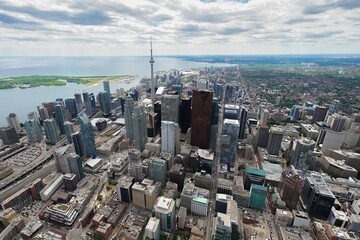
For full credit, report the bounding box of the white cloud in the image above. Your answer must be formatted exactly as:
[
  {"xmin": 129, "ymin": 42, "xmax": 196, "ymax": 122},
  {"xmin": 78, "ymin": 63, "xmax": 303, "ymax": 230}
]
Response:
[{"xmin": 0, "ymin": 0, "xmax": 359, "ymax": 55}]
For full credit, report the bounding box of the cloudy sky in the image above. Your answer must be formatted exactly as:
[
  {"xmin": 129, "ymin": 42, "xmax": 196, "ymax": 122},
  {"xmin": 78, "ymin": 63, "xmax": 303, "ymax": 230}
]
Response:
[{"xmin": 0, "ymin": 0, "xmax": 359, "ymax": 56}]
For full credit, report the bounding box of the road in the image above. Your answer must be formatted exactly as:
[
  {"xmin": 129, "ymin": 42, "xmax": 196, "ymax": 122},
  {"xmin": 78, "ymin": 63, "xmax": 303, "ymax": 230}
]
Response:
[
  {"xmin": 205, "ymin": 79, "xmax": 227, "ymax": 240},
  {"xmin": 0, "ymin": 137, "xmax": 68, "ymax": 204}
]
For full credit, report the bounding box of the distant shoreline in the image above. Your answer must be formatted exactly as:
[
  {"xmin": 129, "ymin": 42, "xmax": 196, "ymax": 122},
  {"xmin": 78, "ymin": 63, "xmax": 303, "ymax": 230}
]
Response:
[{"xmin": 0, "ymin": 74, "xmax": 137, "ymax": 90}]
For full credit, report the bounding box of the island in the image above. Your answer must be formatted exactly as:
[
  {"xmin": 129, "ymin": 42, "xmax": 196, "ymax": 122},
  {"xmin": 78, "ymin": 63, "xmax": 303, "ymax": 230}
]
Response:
[{"xmin": 0, "ymin": 75, "xmax": 137, "ymax": 89}]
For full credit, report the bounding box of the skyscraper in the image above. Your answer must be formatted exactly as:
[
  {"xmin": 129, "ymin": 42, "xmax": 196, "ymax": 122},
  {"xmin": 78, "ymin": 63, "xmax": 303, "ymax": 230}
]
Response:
[
  {"xmin": 64, "ymin": 99, "xmax": 77, "ymax": 118},
  {"xmin": 161, "ymin": 94, "xmax": 179, "ymax": 123},
  {"xmin": 290, "ymin": 138, "xmax": 315, "ymax": 170},
  {"xmin": 72, "ymin": 132, "xmax": 85, "ymax": 158},
  {"xmin": 43, "ymin": 119, "xmax": 60, "ymax": 145},
  {"xmin": 179, "ymin": 96, "xmax": 191, "ymax": 134},
  {"xmin": 149, "ymin": 38, "xmax": 155, "ymax": 102},
  {"xmin": 244, "ymin": 167, "xmax": 266, "ymax": 191},
  {"xmin": 238, "ymin": 107, "xmax": 247, "ymax": 139},
  {"xmin": 6, "ymin": 113, "xmax": 21, "ymax": 132},
  {"xmin": 132, "ymin": 103, "xmax": 148, "ymax": 151},
  {"xmin": 98, "ymin": 91, "xmax": 111, "ymax": 117},
  {"xmin": 67, "ymin": 153, "xmax": 84, "ymax": 181},
  {"xmin": 54, "ymin": 104, "xmax": 66, "ymax": 135},
  {"xmin": 301, "ymin": 172, "xmax": 335, "ymax": 219},
  {"xmin": 127, "ymin": 149, "xmax": 143, "ymax": 181},
  {"xmin": 152, "ymin": 196, "xmax": 175, "ymax": 233},
  {"xmin": 312, "ymin": 106, "xmax": 328, "ymax": 124},
  {"xmin": 74, "ymin": 93, "xmax": 83, "ymax": 115},
  {"xmin": 27, "ymin": 111, "xmax": 39, "ymax": 121},
  {"xmin": 78, "ymin": 112, "xmax": 96, "ymax": 157},
  {"xmin": 103, "ymin": 80, "xmax": 111, "ymax": 94},
  {"xmin": 280, "ymin": 166, "xmax": 304, "ymax": 210},
  {"xmin": 124, "ymin": 98, "xmax": 135, "ymax": 141},
  {"xmin": 64, "ymin": 121, "xmax": 74, "ymax": 144},
  {"xmin": 328, "ymin": 99, "xmax": 340, "ymax": 116},
  {"xmin": 89, "ymin": 93, "xmax": 96, "ymax": 115},
  {"xmin": 161, "ymin": 121, "xmax": 180, "ymax": 155},
  {"xmin": 24, "ymin": 119, "xmax": 43, "ymax": 142},
  {"xmin": 191, "ymin": 89, "xmax": 213, "ymax": 149},
  {"xmin": 148, "ymin": 159, "xmax": 167, "ymax": 185},
  {"xmin": 0, "ymin": 126, "xmax": 19, "ymax": 145},
  {"xmin": 220, "ymin": 119, "xmax": 240, "ymax": 169},
  {"xmin": 266, "ymin": 126, "xmax": 284, "ymax": 156},
  {"xmin": 37, "ymin": 105, "xmax": 50, "ymax": 121},
  {"xmin": 82, "ymin": 92, "xmax": 93, "ymax": 117},
  {"xmin": 54, "ymin": 145, "xmax": 71, "ymax": 174}
]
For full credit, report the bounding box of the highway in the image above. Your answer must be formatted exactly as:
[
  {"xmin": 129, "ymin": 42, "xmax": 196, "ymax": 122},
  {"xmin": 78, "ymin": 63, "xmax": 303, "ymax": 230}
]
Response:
[{"xmin": 0, "ymin": 137, "xmax": 67, "ymax": 204}]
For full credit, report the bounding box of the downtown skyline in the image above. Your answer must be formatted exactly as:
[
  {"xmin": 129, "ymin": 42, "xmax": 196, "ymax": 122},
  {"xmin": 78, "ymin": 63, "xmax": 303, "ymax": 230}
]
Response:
[{"xmin": 0, "ymin": 0, "xmax": 359, "ymax": 56}]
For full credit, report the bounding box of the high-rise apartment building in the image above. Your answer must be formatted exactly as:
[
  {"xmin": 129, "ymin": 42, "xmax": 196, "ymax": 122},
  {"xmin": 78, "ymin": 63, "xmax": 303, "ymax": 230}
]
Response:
[
  {"xmin": 74, "ymin": 93, "xmax": 83, "ymax": 116},
  {"xmin": 67, "ymin": 153, "xmax": 84, "ymax": 181},
  {"xmin": 82, "ymin": 92, "xmax": 93, "ymax": 117},
  {"xmin": 280, "ymin": 166, "xmax": 304, "ymax": 210},
  {"xmin": 64, "ymin": 99, "xmax": 77, "ymax": 118},
  {"xmin": 27, "ymin": 112, "xmax": 39, "ymax": 121},
  {"xmin": 98, "ymin": 91, "xmax": 111, "ymax": 117},
  {"xmin": 78, "ymin": 112, "xmax": 96, "ymax": 157},
  {"xmin": 43, "ymin": 119, "xmax": 60, "ymax": 145},
  {"xmin": 54, "ymin": 104, "xmax": 66, "ymax": 135},
  {"xmin": 161, "ymin": 121, "xmax": 180, "ymax": 155},
  {"xmin": 24, "ymin": 119, "xmax": 43, "ymax": 142},
  {"xmin": 132, "ymin": 103, "xmax": 148, "ymax": 151},
  {"xmin": 37, "ymin": 105, "xmax": 50, "ymax": 121},
  {"xmin": 64, "ymin": 121, "xmax": 74, "ymax": 144},
  {"xmin": 220, "ymin": 119, "xmax": 240, "ymax": 169},
  {"xmin": 191, "ymin": 89, "xmax": 213, "ymax": 149},
  {"xmin": 72, "ymin": 132, "xmax": 85, "ymax": 158},
  {"xmin": 266, "ymin": 126, "xmax": 284, "ymax": 156},
  {"xmin": 0, "ymin": 126, "xmax": 19, "ymax": 145},
  {"xmin": 6, "ymin": 113, "xmax": 21, "ymax": 132},
  {"xmin": 124, "ymin": 98, "xmax": 135, "ymax": 141},
  {"xmin": 54, "ymin": 145, "xmax": 71, "ymax": 174},
  {"xmin": 103, "ymin": 80, "xmax": 110, "ymax": 94},
  {"xmin": 161, "ymin": 94, "xmax": 179, "ymax": 123}
]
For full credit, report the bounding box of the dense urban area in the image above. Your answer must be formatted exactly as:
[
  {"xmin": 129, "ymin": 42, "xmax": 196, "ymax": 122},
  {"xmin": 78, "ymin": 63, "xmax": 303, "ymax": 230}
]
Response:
[{"xmin": 0, "ymin": 53, "xmax": 360, "ymax": 240}]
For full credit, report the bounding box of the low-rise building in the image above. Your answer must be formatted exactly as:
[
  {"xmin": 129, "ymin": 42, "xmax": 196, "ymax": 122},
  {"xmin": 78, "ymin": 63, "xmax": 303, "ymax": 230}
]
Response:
[{"xmin": 45, "ymin": 204, "xmax": 78, "ymax": 226}]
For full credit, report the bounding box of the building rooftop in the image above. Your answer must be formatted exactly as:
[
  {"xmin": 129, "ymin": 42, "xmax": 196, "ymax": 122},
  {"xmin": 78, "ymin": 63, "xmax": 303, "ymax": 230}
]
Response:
[
  {"xmin": 307, "ymin": 172, "xmax": 336, "ymax": 198},
  {"xmin": 246, "ymin": 167, "xmax": 266, "ymax": 177},
  {"xmin": 192, "ymin": 196, "xmax": 209, "ymax": 205},
  {"xmin": 250, "ymin": 184, "xmax": 267, "ymax": 192},
  {"xmin": 20, "ymin": 221, "xmax": 42, "ymax": 237},
  {"xmin": 156, "ymin": 196, "xmax": 172, "ymax": 210}
]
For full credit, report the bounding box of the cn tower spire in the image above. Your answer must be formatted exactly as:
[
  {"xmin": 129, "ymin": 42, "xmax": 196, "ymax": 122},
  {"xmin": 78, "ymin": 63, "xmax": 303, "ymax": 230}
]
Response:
[{"xmin": 149, "ymin": 37, "xmax": 155, "ymax": 102}]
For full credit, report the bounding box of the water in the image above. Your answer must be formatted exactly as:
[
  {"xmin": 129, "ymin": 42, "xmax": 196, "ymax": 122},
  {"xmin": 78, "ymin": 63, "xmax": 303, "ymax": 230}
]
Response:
[{"xmin": 0, "ymin": 56, "xmax": 231, "ymax": 125}]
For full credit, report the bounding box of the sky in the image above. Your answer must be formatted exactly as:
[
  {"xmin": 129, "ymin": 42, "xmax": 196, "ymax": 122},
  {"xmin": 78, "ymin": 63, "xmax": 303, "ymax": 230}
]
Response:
[{"xmin": 0, "ymin": 0, "xmax": 359, "ymax": 56}]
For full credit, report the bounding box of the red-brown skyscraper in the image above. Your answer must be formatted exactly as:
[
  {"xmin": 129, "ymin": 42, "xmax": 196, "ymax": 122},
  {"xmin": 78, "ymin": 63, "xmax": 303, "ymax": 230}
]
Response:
[
  {"xmin": 191, "ymin": 89, "xmax": 213, "ymax": 149},
  {"xmin": 280, "ymin": 166, "xmax": 304, "ymax": 210}
]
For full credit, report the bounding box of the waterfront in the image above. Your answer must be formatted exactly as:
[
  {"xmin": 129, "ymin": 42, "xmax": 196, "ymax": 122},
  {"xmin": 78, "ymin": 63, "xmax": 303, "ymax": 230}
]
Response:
[{"xmin": 0, "ymin": 56, "xmax": 231, "ymax": 125}]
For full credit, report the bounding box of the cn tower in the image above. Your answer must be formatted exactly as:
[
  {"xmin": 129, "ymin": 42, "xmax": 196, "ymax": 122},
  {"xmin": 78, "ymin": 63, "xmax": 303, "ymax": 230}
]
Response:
[{"xmin": 149, "ymin": 38, "xmax": 155, "ymax": 102}]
